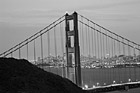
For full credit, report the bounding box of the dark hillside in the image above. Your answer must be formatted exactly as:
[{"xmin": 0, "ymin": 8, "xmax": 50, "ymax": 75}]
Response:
[{"xmin": 0, "ymin": 58, "xmax": 83, "ymax": 93}]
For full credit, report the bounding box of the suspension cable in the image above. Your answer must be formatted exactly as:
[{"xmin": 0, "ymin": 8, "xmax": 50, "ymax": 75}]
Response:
[
  {"xmin": 78, "ymin": 14, "xmax": 140, "ymax": 47},
  {"xmin": 0, "ymin": 16, "xmax": 65, "ymax": 57}
]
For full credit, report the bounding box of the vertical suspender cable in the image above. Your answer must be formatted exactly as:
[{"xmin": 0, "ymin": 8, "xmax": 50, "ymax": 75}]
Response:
[
  {"xmin": 60, "ymin": 23, "xmax": 64, "ymax": 58},
  {"xmin": 54, "ymin": 24, "xmax": 57, "ymax": 58},
  {"xmin": 105, "ymin": 30, "xmax": 108, "ymax": 85},
  {"xmin": 96, "ymin": 28, "xmax": 100, "ymax": 85},
  {"xmin": 3, "ymin": 52, "xmax": 5, "ymax": 57},
  {"xmin": 109, "ymin": 34, "xmax": 113, "ymax": 83},
  {"xmin": 11, "ymin": 52, "xmax": 13, "ymax": 57},
  {"xmin": 122, "ymin": 38, "xmax": 126, "ymax": 83},
  {"xmin": 34, "ymin": 40, "xmax": 36, "ymax": 65},
  {"xmin": 100, "ymin": 27, "xmax": 102, "ymax": 60},
  {"xmin": 128, "ymin": 41, "xmax": 130, "ymax": 56},
  {"xmin": 120, "ymin": 39, "xmax": 123, "ymax": 83},
  {"xmin": 133, "ymin": 44, "xmax": 136, "ymax": 81},
  {"xmin": 111, "ymin": 34, "xmax": 114, "ymax": 58},
  {"xmin": 105, "ymin": 31, "xmax": 108, "ymax": 57},
  {"xmin": 117, "ymin": 36, "xmax": 121, "ymax": 83},
  {"xmin": 81, "ymin": 17, "xmax": 85, "ymax": 56},
  {"xmin": 108, "ymin": 34, "xmax": 112, "ymax": 84},
  {"xmin": 113, "ymin": 37, "xmax": 116, "ymax": 83},
  {"xmin": 27, "ymin": 39, "xmax": 29, "ymax": 60},
  {"xmin": 40, "ymin": 33, "xmax": 43, "ymax": 69},
  {"xmin": 19, "ymin": 44, "xmax": 21, "ymax": 59},
  {"xmin": 91, "ymin": 22, "xmax": 95, "ymax": 86},
  {"xmin": 114, "ymin": 37, "xmax": 116, "ymax": 57},
  {"xmin": 138, "ymin": 45, "xmax": 140, "ymax": 55},
  {"xmin": 47, "ymin": 28, "xmax": 51, "ymax": 72},
  {"xmin": 128, "ymin": 41, "xmax": 131, "ymax": 81},
  {"xmin": 91, "ymin": 25, "xmax": 94, "ymax": 57},
  {"xmin": 88, "ymin": 20, "xmax": 92, "ymax": 85},
  {"xmin": 111, "ymin": 33, "xmax": 114, "ymax": 83},
  {"xmin": 122, "ymin": 38, "xmax": 125, "ymax": 56},
  {"xmin": 102, "ymin": 32, "xmax": 105, "ymax": 61},
  {"xmin": 102, "ymin": 33, "xmax": 105, "ymax": 85},
  {"xmin": 108, "ymin": 35, "xmax": 110, "ymax": 59},
  {"xmin": 94, "ymin": 23, "xmax": 97, "ymax": 85},
  {"xmin": 79, "ymin": 17, "xmax": 82, "ymax": 56},
  {"xmin": 94, "ymin": 24, "xmax": 97, "ymax": 58},
  {"xmin": 138, "ymin": 45, "xmax": 140, "ymax": 81},
  {"xmin": 99, "ymin": 27, "xmax": 102, "ymax": 85},
  {"xmin": 81, "ymin": 17, "xmax": 85, "ymax": 85},
  {"xmin": 97, "ymin": 31, "xmax": 99, "ymax": 59},
  {"xmin": 54, "ymin": 23, "xmax": 58, "ymax": 74},
  {"xmin": 60, "ymin": 23, "xmax": 64, "ymax": 77},
  {"xmin": 118, "ymin": 38, "xmax": 121, "ymax": 55},
  {"xmin": 119, "ymin": 38, "xmax": 122, "ymax": 83},
  {"xmin": 102, "ymin": 30, "xmax": 105, "ymax": 84},
  {"xmin": 85, "ymin": 21, "xmax": 88, "ymax": 56},
  {"xmin": 88, "ymin": 20, "xmax": 91, "ymax": 57}
]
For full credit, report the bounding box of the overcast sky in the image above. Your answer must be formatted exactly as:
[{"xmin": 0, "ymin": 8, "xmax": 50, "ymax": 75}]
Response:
[{"xmin": 0, "ymin": 0, "xmax": 140, "ymax": 54}]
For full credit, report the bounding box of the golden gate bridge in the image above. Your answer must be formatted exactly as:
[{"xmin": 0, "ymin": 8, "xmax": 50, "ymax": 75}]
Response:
[{"xmin": 1, "ymin": 12, "xmax": 140, "ymax": 92}]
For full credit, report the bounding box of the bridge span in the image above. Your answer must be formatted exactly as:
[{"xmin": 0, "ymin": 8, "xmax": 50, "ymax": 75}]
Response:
[{"xmin": 1, "ymin": 12, "xmax": 140, "ymax": 92}]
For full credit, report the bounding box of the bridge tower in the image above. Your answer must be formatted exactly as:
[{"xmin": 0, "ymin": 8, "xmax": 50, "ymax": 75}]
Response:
[{"xmin": 65, "ymin": 12, "xmax": 81, "ymax": 87}]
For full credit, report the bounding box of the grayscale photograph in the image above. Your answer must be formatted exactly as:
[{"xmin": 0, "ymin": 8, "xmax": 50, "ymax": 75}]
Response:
[{"xmin": 0, "ymin": 0, "xmax": 140, "ymax": 93}]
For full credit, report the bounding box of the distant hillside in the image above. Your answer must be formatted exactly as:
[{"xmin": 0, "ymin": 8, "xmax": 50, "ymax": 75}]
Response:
[{"xmin": 0, "ymin": 58, "xmax": 84, "ymax": 93}]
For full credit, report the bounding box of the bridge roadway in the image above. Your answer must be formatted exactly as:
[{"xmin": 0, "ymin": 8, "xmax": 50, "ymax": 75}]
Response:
[{"xmin": 84, "ymin": 81, "xmax": 140, "ymax": 93}]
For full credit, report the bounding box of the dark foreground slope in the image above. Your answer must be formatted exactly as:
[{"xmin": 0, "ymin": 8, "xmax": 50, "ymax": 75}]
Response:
[{"xmin": 0, "ymin": 58, "xmax": 83, "ymax": 93}]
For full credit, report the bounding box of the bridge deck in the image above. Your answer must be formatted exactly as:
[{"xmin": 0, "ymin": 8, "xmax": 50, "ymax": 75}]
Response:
[{"xmin": 84, "ymin": 81, "xmax": 140, "ymax": 93}]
